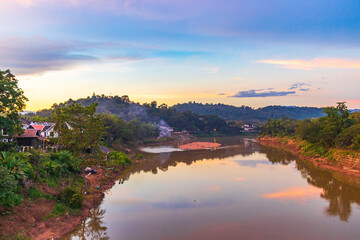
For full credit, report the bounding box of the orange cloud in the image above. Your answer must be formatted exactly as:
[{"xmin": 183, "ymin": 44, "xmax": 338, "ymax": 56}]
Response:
[
  {"xmin": 258, "ymin": 58, "xmax": 360, "ymax": 70},
  {"xmin": 262, "ymin": 186, "xmax": 322, "ymax": 201},
  {"xmin": 235, "ymin": 177, "xmax": 244, "ymax": 181}
]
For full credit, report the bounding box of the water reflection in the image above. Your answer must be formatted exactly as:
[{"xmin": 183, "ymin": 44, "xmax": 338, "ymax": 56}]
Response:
[
  {"xmin": 132, "ymin": 138, "xmax": 360, "ymax": 222},
  {"xmin": 68, "ymin": 208, "xmax": 109, "ymax": 240},
  {"xmin": 261, "ymin": 144, "xmax": 360, "ymax": 222},
  {"xmin": 69, "ymin": 137, "xmax": 360, "ymax": 239}
]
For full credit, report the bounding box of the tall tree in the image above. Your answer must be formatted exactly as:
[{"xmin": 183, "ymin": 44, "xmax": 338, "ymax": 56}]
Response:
[
  {"xmin": 0, "ymin": 70, "xmax": 28, "ymax": 145},
  {"xmin": 53, "ymin": 103, "xmax": 106, "ymax": 189}
]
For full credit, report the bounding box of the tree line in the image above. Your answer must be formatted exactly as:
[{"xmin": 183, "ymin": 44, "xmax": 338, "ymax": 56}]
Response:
[{"xmin": 261, "ymin": 102, "xmax": 360, "ymax": 149}]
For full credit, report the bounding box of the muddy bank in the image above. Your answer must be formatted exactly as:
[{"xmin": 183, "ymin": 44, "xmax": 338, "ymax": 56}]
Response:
[
  {"xmin": 0, "ymin": 165, "xmax": 126, "ymax": 240},
  {"xmin": 258, "ymin": 136, "xmax": 360, "ymax": 178},
  {"xmin": 179, "ymin": 142, "xmax": 221, "ymax": 150}
]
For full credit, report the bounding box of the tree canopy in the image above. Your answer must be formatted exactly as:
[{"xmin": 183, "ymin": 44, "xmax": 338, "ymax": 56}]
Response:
[{"xmin": 0, "ymin": 69, "xmax": 28, "ymax": 145}]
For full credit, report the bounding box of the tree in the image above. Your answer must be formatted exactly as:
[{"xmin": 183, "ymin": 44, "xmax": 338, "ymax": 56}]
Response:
[
  {"xmin": 53, "ymin": 103, "xmax": 106, "ymax": 190},
  {"xmin": 0, "ymin": 70, "xmax": 28, "ymax": 145}
]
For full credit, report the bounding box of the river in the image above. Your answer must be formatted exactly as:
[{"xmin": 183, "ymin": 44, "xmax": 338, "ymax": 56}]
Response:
[{"xmin": 66, "ymin": 137, "xmax": 360, "ymax": 239}]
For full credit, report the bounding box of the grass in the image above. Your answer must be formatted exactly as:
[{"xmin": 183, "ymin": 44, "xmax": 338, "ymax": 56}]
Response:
[
  {"xmin": 44, "ymin": 203, "xmax": 68, "ymax": 220},
  {"xmin": 28, "ymin": 187, "xmax": 51, "ymax": 200}
]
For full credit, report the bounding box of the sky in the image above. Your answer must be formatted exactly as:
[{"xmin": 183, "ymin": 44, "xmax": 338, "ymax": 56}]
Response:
[{"xmin": 0, "ymin": 0, "xmax": 360, "ymax": 111}]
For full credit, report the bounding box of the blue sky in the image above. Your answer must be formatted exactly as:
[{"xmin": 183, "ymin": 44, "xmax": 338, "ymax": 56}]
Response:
[{"xmin": 1, "ymin": 0, "xmax": 359, "ymax": 110}]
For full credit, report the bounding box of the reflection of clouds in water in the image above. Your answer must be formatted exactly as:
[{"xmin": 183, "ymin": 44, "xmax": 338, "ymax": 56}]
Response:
[
  {"xmin": 262, "ymin": 186, "xmax": 322, "ymax": 202},
  {"xmin": 234, "ymin": 160, "xmax": 272, "ymax": 168},
  {"xmin": 107, "ymin": 198, "xmax": 230, "ymax": 212}
]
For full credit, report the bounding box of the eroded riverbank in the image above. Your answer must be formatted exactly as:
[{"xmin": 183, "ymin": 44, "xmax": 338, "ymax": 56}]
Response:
[{"xmin": 258, "ymin": 136, "xmax": 360, "ymax": 178}]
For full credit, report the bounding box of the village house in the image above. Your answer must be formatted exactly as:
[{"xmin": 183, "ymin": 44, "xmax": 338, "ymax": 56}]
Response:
[{"xmin": 14, "ymin": 129, "xmax": 43, "ymax": 150}]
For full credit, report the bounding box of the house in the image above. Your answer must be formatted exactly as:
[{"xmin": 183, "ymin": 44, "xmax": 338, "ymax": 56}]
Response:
[
  {"xmin": 242, "ymin": 123, "xmax": 256, "ymax": 132},
  {"xmin": 14, "ymin": 129, "xmax": 43, "ymax": 150},
  {"xmin": 40, "ymin": 125, "xmax": 58, "ymax": 138},
  {"xmin": 1, "ymin": 129, "xmax": 10, "ymax": 143}
]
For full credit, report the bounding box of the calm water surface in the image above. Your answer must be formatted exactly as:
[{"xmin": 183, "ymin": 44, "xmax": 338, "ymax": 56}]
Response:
[{"xmin": 68, "ymin": 137, "xmax": 360, "ymax": 240}]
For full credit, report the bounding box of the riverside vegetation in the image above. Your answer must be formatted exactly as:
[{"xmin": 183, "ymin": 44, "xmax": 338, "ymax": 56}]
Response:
[
  {"xmin": 260, "ymin": 102, "xmax": 360, "ymax": 172},
  {"xmin": 0, "ymin": 70, "xmax": 133, "ymax": 239}
]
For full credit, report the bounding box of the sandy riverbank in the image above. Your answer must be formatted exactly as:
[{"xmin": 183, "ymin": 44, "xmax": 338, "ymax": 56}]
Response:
[
  {"xmin": 179, "ymin": 142, "xmax": 221, "ymax": 150},
  {"xmin": 258, "ymin": 136, "xmax": 360, "ymax": 178}
]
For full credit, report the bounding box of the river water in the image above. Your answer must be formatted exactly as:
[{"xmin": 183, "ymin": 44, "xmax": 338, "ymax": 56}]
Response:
[{"xmin": 67, "ymin": 137, "xmax": 360, "ymax": 240}]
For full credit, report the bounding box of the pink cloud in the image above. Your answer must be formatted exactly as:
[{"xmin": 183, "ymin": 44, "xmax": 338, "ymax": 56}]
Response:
[
  {"xmin": 262, "ymin": 186, "xmax": 322, "ymax": 202},
  {"xmin": 258, "ymin": 58, "xmax": 360, "ymax": 70}
]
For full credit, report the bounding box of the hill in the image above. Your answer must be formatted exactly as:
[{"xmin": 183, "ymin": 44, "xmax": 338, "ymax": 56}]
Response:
[
  {"xmin": 31, "ymin": 95, "xmax": 325, "ymax": 123},
  {"xmin": 173, "ymin": 102, "xmax": 325, "ymax": 122}
]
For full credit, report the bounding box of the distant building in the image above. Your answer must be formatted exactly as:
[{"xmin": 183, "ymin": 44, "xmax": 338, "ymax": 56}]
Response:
[{"xmin": 242, "ymin": 123, "xmax": 257, "ymax": 132}]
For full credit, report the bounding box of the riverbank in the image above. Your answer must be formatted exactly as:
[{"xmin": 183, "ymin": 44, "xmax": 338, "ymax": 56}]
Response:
[
  {"xmin": 258, "ymin": 136, "xmax": 360, "ymax": 178},
  {"xmin": 0, "ymin": 164, "xmax": 127, "ymax": 240}
]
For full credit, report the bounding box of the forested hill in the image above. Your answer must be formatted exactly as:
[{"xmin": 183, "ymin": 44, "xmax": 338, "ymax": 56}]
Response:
[
  {"xmin": 173, "ymin": 102, "xmax": 325, "ymax": 122},
  {"xmin": 34, "ymin": 95, "xmax": 324, "ymax": 122},
  {"xmin": 34, "ymin": 95, "xmax": 148, "ymax": 121}
]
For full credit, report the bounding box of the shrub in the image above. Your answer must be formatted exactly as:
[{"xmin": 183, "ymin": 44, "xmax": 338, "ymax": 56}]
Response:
[
  {"xmin": 136, "ymin": 154, "xmax": 143, "ymax": 159},
  {"xmin": 47, "ymin": 203, "xmax": 68, "ymax": 218},
  {"xmin": 0, "ymin": 165, "xmax": 22, "ymax": 207},
  {"xmin": 108, "ymin": 151, "xmax": 131, "ymax": 167},
  {"xmin": 28, "ymin": 187, "xmax": 48, "ymax": 200},
  {"xmin": 335, "ymin": 124, "xmax": 360, "ymax": 148},
  {"xmin": 69, "ymin": 193, "xmax": 84, "ymax": 209},
  {"xmin": 58, "ymin": 186, "xmax": 83, "ymax": 208}
]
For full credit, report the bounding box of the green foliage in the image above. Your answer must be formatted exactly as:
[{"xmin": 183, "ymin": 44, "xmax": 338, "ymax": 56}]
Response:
[
  {"xmin": 174, "ymin": 102, "xmax": 324, "ymax": 121},
  {"xmin": 47, "ymin": 203, "xmax": 68, "ymax": 218},
  {"xmin": 39, "ymin": 151, "xmax": 80, "ymax": 179},
  {"xmin": 1, "ymin": 152, "xmax": 35, "ymax": 182},
  {"xmin": 28, "ymin": 187, "xmax": 49, "ymax": 200},
  {"xmin": 69, "ymin": 193, "xmax": 84, "ymax": 209},
  {"xmin": 335, "ymin": 124, "xmax": 360, "ymax": 148},
  {"xmin": 0, "ymin": 165, "xmax": 22, "ymax": 207},
  {"xmin": 262, "ymin": 103, "xmax": 359, "ymax": 150},
  {"xmin": 102, "ymin": 114, "xmax": 159, "ymax": 145},
  {"xmin": 261, "ymin": 118, "xmax": 297, "ymax": 137},
  {"xmin": 58, "ymin": 186, "xmax": 84, "ymax": 209},
  {"xmin": 0, "ymin": 69, "xmax": 28, "ymax": 148},
  {"xmin": 136, "ymin": 154, "xmax": 143, "ymax": 159},
  {"xmin": 108, "ymin": 151, "xmax": 131, "ymax": 167},
  {"xmin": 301, "ymin": 141, "xmax": 329, "ymax": 157},
  {"xmin": 52, "ymin": 103, "xmax": 106, "ymax": 157}
]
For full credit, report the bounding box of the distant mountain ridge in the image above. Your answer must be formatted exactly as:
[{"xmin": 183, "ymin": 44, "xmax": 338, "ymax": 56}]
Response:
[
  {"xmin": 173, "ymin": 102, "xmax": 325, "ymax": 122},
  {"xmin": 33, "ymin": 95, "xmax": 326, "ymax": 122}
]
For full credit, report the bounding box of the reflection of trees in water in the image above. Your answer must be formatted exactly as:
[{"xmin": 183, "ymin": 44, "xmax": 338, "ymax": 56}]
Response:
[
  {"xmin": 71, "ymin": 208, "xmax": 109, "ymax": 240},
  {"xmin": 129, "ymin": 139, "xmax": 260, "ymax": 176},
  {"xmin": 260, "ymin": 144, "xmax": 360, "ymax": 222},
  {"xmin": 296, "ymin": 160, "xmax": 360, "ymax": 222},
  {"xmin": 259, "ymin": 145, "xmax": 299, "ymax": 165}
]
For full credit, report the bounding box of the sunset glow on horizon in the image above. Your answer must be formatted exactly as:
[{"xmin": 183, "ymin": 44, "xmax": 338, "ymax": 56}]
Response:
[{"xmin": 1, "ymin": 0, "xmax": 359, "ymax": 110}]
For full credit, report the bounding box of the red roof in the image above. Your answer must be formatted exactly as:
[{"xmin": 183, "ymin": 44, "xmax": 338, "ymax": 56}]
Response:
[
  {"xmin": 16, "ymin": 129, "xmax": 40, "ymax": 138},
  {"xmin": 32, "ymin": 125, "xmax": 44, "ymax": 131}
]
